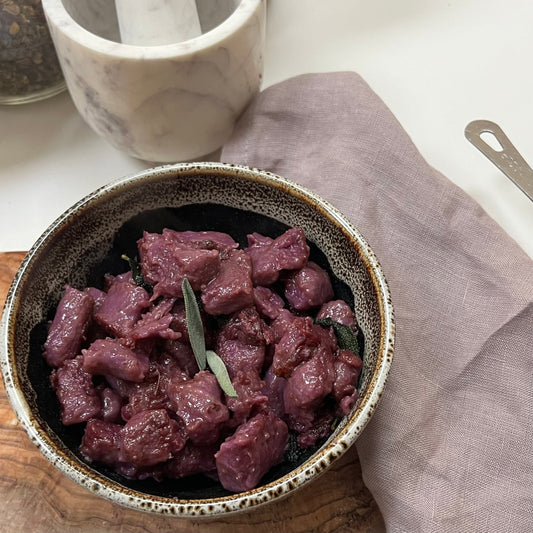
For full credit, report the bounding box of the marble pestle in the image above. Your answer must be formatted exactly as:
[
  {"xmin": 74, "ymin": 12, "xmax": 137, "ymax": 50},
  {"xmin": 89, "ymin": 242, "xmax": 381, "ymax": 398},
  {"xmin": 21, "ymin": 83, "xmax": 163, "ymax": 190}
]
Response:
[{"xmin": 115, "ymin": 0, "xmax": 202, "ymax": 45}]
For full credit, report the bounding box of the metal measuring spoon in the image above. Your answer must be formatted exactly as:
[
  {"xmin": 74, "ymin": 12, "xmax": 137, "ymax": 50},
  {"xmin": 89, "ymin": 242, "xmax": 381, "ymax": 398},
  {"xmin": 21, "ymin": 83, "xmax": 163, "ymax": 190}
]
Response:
[{"xmin": 465, "ymin": 120, "xmax": 533, "ymax": 202}]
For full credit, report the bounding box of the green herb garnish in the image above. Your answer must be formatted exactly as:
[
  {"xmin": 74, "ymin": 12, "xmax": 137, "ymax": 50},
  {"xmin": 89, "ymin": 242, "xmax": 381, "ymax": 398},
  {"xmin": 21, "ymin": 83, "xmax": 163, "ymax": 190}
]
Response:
[
  {"xmin": 121, "ymin": 254, "xmax": 153, "ymax": 292},
  {"xmin": 331, "ymin": 417, "xmax": 341, "ymax": 431},
  {"xmin": 181, "ymin": 278, "xmax": 237, "ymax": 397},
  {"xmin": 316, "ymin": 317, "xmax": 360, "ymax": 355},
  {"xmin": 181, "ymin": 278, "xmax": 207, "ymax": 371},
  {"xmin": 206, "ymin": 350, "xmax": 238, "ymax": 397}
]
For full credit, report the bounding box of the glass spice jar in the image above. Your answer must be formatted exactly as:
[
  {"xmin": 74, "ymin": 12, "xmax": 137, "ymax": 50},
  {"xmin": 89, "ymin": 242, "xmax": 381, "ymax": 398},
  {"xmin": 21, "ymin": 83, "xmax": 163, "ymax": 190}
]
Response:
[{"xmin": 0, "ymin": 0, "xmax": 65, "ymax": 104}]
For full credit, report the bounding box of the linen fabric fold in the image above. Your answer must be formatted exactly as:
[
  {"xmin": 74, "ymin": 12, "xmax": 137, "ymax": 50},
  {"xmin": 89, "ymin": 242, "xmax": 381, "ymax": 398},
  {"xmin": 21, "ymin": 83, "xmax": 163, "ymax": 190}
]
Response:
[{"xmin": 220, "ymin": 72, "xmax": 533, "ymax": 533}]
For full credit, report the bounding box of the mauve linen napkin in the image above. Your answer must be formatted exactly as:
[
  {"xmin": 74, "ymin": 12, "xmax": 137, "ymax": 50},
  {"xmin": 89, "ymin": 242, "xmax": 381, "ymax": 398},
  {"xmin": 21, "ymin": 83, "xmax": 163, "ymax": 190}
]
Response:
[{"xmin": 220, "ymin": 72, "xmax": 533, "ymax": 533}]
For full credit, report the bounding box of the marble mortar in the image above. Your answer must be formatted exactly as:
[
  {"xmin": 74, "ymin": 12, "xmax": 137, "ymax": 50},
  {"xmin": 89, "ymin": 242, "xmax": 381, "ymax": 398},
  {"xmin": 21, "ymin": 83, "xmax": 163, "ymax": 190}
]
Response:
[{"xmin": 42, "ymin": 0, "xmax": 266, "ymax": 162}]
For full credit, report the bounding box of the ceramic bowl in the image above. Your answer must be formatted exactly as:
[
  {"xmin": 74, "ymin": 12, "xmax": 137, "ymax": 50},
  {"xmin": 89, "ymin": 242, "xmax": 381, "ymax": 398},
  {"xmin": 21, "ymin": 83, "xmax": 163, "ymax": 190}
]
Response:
[{"xmin": 0, "ymin": 162, "xmax": 394, "ymax": 517}]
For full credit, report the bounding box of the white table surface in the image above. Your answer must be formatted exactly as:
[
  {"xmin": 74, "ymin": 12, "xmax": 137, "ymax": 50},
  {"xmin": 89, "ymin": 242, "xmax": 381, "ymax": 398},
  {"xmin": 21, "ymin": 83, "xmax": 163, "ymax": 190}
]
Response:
[{"xmin": 1, "ymin": 0, "xmax": 532, "ymax": 259}]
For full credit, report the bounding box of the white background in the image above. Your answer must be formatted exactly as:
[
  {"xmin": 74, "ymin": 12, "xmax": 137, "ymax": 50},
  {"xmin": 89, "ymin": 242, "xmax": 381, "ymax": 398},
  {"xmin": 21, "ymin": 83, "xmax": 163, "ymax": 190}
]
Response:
[{"xmin": 1, "ymin": 0, "xmax": 532, "ymax": 258}]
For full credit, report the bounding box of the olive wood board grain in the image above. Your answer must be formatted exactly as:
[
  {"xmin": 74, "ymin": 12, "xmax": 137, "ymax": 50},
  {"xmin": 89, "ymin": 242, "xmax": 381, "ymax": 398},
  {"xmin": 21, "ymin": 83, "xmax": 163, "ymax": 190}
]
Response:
[{"xmin": 0, "ymin": 251, "xmax": 385, "ymax": 533}]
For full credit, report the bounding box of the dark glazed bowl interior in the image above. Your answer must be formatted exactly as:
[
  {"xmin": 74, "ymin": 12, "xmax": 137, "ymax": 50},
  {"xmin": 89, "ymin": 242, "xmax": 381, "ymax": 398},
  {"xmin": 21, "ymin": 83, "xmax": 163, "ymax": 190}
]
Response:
[{"xmin": 0, "ymin": 163, "xmax": 395, "ymax": 516}]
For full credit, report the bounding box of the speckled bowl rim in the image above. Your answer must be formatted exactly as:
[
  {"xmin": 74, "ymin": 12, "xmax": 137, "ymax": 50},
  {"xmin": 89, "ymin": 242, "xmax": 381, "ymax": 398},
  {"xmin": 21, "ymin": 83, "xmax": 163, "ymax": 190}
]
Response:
[
  {"xmin": 0, "ymin": 162, "xmax": 394, "ymax": 517},
  {"xmin": 42, "ymin": 0, "xmax": 263, "ymax": 59}
]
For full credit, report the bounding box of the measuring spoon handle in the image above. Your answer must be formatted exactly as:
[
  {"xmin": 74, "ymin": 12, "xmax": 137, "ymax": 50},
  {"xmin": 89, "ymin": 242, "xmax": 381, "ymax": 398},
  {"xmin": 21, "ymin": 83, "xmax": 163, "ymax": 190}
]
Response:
[{"xmin": 465, "ymin": 119, "xmax": 533, "ymax": 201}]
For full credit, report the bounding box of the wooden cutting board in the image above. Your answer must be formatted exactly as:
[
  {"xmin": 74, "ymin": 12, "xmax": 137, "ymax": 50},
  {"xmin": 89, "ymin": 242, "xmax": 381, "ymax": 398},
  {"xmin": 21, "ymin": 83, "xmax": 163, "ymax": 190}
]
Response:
[{"xmin": 0, "ymin": 252, "xmax": 384, "ymax": 533}]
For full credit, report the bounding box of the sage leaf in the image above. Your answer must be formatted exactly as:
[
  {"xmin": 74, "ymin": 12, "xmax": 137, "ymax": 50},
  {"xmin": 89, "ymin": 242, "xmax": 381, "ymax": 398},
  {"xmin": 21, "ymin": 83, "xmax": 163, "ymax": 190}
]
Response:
[
  {"xmin": 206, "ymin": 350, "xmax": 237, "ymax": 397},
  {"xmin": 121, "ymin": 254, "xmax": 153, "ymax": 292},
  {"xmin": 181, "ymin": 278, "xmax": 237, "ymax": 396},
  {"xmin": 181, "ymin": 278, "xmax": 207, "ymax": 370},
  {"xmin": 331, "ymin": 417, "xmax": 341, "ymax": 431},
  {"xmin": 316, "ymin": 317, "xmax": 360, "ymax": 355}
]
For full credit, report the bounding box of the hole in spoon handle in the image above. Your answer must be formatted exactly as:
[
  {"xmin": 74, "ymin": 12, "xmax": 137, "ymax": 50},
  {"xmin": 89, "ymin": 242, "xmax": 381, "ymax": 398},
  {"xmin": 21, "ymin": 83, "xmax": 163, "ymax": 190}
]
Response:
[{"xmin": 465, "ymin": 120, "xmax": 533, "ymax": 201}]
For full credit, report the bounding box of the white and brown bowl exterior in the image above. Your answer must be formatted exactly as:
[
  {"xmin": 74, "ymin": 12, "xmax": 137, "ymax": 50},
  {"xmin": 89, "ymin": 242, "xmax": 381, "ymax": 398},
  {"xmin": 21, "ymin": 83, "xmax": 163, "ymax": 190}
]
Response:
[{"xmin": 0, "ymin": 162, "xmax": 394, "ymax": 517}]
